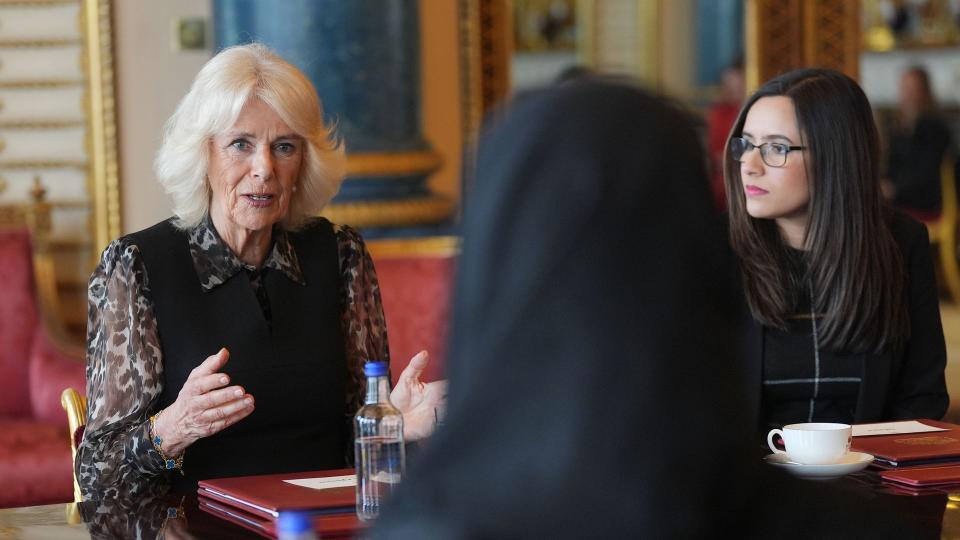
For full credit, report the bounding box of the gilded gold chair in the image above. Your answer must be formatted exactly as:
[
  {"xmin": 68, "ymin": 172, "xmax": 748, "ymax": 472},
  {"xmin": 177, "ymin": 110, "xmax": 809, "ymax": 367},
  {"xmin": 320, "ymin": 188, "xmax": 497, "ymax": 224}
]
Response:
[
  {"xmin": 926, "ymin": 157, "xmax": 960, "ymax": 303},
  {"xmin": 60, "ymin": 387, "xmax": 87, "ymax": 503}
]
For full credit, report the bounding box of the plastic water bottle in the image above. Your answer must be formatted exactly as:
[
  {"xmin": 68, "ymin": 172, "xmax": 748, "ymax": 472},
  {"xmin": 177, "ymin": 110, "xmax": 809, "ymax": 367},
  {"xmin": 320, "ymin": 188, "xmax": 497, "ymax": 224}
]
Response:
[
  {"xmin": 354, "ymin": 361, "xmax": 405, "ymax": 521},
  {"xmin": 277, "ymin": 511, "xmax": 318, "ymax": 540}
]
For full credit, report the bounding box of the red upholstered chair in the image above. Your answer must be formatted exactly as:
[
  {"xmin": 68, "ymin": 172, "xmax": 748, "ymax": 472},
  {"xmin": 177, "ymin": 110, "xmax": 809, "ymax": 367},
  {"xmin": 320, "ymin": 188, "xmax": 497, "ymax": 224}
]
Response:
[
  {"xmin": 368, "ymin": 236, "xmax": 458, "ymax": 385},
  {"xmin": 0, "ymin": 192, "xmax": 85, "ymax": 508}
]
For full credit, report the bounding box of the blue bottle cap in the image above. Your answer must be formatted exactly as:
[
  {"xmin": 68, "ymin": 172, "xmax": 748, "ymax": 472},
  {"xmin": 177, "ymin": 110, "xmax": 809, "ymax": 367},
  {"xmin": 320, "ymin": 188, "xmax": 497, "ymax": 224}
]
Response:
[
  {"xmin": 364, "ymin": 361, "xmax": 388, "ymax": 377},
  {"xmin": 278, "ymin": 511, "xmax": 311, "ymax": 534}
]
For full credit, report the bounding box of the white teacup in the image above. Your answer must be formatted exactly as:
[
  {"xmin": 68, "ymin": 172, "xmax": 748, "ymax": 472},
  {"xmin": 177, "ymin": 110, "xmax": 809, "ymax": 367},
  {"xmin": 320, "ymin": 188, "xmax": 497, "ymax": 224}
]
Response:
[{"xmin": 766, "ymin": 422, "xmax": 851, "ymax": 465}]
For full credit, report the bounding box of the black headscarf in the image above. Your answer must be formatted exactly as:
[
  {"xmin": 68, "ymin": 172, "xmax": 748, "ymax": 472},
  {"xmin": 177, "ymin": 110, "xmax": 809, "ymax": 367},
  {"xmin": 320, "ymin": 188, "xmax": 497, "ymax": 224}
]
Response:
[{"xmin": 374, "ymin": 81, "xmax": 923, "ymax": 539}]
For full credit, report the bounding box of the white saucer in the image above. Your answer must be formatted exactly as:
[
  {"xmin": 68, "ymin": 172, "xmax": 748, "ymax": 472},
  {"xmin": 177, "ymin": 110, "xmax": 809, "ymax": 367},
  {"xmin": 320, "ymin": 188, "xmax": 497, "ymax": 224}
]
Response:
[{"xmin": 763, "ymin": 451, "xmax": 874, "ymax": 480}]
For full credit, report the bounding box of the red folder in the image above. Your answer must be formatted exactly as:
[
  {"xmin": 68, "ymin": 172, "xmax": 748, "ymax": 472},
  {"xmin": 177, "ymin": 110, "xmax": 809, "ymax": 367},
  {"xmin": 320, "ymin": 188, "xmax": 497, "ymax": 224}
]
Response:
[
  {"xmin": 880, "ymin": 464, "xmax": 960, "ymax": 488},
  {"xmin": 198, "ymin": 496, "xmax": 360, "ymax": 539},
  {"xmin": 850, "ymin": 420, "xmax": 960, "ymax": 468},
  {"xmin": 197, "ymin": 468, "xmax": 356, "ymax": 522}
]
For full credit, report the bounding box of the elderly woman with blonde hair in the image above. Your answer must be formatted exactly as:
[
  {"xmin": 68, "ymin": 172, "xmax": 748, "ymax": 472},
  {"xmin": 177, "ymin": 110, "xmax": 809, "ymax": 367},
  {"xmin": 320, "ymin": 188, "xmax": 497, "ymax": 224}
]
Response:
[{"xmin": 76, "ymin": 43, "xmax": 444, "ymax": 499}]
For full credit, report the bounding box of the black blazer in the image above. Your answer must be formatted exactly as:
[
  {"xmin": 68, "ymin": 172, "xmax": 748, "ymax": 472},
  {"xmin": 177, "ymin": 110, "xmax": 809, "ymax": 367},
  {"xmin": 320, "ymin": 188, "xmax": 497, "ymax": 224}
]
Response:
[{"xmin": 740, "ymin": 211, "xmax": 949, "ymax": 426}]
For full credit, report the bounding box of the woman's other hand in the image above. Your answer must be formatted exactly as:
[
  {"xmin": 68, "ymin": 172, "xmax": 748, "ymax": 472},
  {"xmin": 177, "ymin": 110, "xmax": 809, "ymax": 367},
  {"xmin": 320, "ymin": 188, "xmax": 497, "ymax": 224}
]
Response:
[
  {"xmin": 152, "ymin": 348, "xmax": 255, "ymax": 456},
  {"xmin": 391, "ymin": 351, "xmax": 448, "ymax": 441}
]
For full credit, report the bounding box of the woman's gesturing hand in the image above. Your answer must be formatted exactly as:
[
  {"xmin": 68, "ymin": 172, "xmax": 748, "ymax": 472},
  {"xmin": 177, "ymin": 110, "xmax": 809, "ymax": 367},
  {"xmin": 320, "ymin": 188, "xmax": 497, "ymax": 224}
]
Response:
[
  {"xmin": 391, "ymin": 351, "xmax": 448, "ymax": 441},
  {"xmin": 151, "ymin": 348, "xmax": 255, "ymax": 456}
]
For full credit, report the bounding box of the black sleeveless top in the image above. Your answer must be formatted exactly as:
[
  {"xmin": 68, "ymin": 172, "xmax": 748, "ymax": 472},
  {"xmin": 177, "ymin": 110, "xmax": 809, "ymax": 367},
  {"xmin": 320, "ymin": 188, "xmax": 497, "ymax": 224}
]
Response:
[{"xmin": 130, "ymin": 219, "xmax": 348, "ymax": 491}]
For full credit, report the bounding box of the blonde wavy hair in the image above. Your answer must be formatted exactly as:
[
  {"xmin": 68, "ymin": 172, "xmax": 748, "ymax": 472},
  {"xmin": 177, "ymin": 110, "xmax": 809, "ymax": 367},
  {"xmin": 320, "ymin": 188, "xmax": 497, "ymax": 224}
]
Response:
[{"xmin": 155, "ymin": 42, "xmax": 345, "ymax": 230}]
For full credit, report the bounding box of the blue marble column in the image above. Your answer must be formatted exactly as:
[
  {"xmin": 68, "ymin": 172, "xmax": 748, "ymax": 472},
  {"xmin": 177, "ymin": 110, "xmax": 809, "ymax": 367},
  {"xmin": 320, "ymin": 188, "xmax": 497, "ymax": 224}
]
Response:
[{"xmin": 214, "ymin": 0, "xmax": 453, "ymax": 236}]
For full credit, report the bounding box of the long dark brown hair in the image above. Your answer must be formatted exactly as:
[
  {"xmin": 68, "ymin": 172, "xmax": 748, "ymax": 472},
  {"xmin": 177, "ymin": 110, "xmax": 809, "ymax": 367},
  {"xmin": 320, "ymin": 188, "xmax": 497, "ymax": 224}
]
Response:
[{"xmin": 724, "ymin": 68, "xmax": 908, "ymax": 353}]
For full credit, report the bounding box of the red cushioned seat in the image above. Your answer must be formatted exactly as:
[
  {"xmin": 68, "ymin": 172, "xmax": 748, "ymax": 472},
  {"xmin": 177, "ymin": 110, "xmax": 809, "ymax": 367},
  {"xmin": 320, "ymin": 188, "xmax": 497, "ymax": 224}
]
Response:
[{"xmin": 0, "ymin": 418, "xmax": 73, "ymax": 508}]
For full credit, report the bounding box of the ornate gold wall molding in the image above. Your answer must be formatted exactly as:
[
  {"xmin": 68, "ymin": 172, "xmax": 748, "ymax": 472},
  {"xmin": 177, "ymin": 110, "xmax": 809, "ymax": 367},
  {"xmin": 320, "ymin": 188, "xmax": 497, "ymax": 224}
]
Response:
[
  {"xmin": 0, "ymin": 38, "xmax": 82, "ymax": 47},
  {"xmin": 0, "ymin": 159, "xmax": 86, "ymax": 168},
  {"xmin": 322, "ymin": 195, "xmax": 455, "ymax": 229},
  {"xmin": 746, "ymin": 0, "xmax": 860, "ymax": 90},
  {"xmin": 803, "ymin": 0, "xmax": 860, "ymax": 77},
  {"xmin": 0, "ymin": 79, "xmax": 83, "ymax": 88},
  {"xmin": 476, "ymin": 0, "xmax": 511, "ymax": 116},
  {"xmin": 366, "ymin": 235, "xmax": 460, "ymax": 258},
  {"xmin": 327, "ymin": 149, "xmax": 450, "ymax": 229},
  {"xmin": 82, "ymin": 0, "xmax": 120, "ymax": 250},
  {"xmin": 0, "ymin": 0, "xmax": 76, "ymax": 5},
  {"xmin": 0, "ymin": 120, "xmax": 85, "ymax": 129},
  {"xmin": 747, "ymin": 0, "xmax": 804, "ymax": 90},
  {"xmin": 460, "ymin": 0, "xmax": 511, "ymax": 142},
  {"xmin": 459, "ymin": 0, "xmax": 482, "ymax": 146},
  {"xmin": 345, "ymin": 150, "xmax": 443, "ymax": 177}
]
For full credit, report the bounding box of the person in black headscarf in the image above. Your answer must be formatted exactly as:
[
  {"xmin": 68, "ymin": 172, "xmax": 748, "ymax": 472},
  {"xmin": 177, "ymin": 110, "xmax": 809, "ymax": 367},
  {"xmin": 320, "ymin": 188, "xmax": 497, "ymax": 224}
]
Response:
[{"xmin": 371, "ymin": 82, "xmax": 925, "ymax": 537}]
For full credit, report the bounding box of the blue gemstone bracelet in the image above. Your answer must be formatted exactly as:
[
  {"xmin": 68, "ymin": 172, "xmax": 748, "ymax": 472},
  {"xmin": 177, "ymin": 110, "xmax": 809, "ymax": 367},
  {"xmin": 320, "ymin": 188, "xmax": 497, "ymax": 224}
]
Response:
[{"xmin": 149, "ymin": 410, "xmax": 184, "ymax": 474}]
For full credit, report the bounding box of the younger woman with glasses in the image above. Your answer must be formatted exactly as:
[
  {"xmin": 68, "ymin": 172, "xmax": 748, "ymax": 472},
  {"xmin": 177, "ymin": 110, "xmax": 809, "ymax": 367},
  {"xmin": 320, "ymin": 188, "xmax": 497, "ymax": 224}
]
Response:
[{"xmin": 724, "ymin": 68, "xmax": 948, "ymax": 432}]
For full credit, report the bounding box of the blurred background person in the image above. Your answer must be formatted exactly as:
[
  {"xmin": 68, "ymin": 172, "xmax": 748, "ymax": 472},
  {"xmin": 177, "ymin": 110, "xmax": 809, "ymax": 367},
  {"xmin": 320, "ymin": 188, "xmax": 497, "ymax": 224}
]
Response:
[
  {"xmin": 883, "ymin": 66, "xmax": 953, "ymax": 221},
  {"xmin": 707, "ymin": 58, "xmax": 746, "ymax": 211}
]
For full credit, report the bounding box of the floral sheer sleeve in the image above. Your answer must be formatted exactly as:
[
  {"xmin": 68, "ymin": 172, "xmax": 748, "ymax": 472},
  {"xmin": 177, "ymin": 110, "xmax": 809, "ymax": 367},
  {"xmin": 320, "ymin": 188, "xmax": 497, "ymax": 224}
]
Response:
[
  {"xmin": 335, "ymin": 224, "xmax": 390, "ymax": 415},
  {"xmin": 76, "ymin": 238, "xmax": 170, "ymax": 500}
]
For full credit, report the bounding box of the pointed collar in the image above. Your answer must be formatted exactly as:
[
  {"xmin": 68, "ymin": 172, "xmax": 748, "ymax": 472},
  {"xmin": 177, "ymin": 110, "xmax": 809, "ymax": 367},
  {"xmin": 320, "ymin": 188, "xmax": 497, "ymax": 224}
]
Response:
[{"xmin": 187, "ymin": 215, "xmax": 305, "ymax": 291}]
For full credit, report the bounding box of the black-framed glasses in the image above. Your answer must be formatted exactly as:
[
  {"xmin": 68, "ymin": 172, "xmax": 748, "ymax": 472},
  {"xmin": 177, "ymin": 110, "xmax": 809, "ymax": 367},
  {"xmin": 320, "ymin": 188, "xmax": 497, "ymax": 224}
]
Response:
[{"xmin": 729, "ymin": 137, "xmax": 805, "ymax": 168}]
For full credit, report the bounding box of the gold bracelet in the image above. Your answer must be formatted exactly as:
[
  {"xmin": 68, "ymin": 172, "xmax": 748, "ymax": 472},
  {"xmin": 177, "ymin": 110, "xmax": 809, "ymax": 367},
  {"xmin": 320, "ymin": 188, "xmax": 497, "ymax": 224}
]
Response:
[{"xmin": 149, "ymin": 409, "xmax": 184, "ymax": 474}]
